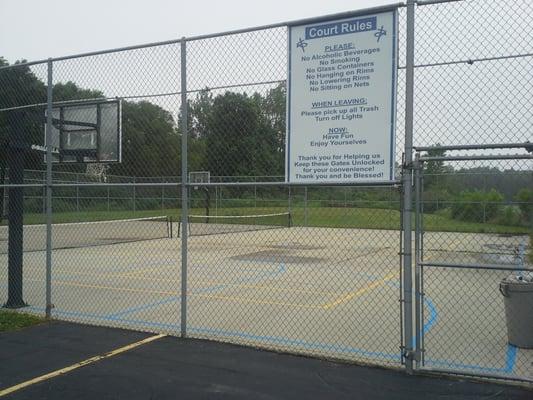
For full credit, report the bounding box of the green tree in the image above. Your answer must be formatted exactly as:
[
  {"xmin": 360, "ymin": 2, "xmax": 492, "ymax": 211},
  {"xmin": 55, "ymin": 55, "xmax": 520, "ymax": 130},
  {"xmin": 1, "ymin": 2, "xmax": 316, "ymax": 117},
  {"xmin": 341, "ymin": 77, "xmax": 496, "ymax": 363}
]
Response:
[
  {"xmin": 111, "ymin": 101, "xmax": 180, "ymax": 177},
  {"xmin": 0, "ymin": 58, "xmax": 47, "ymax": 171},
  {"xmin": 204, "ymin": 91, "xmax": 281, "ymax": 177},
  {"xmin": 260, "ymin": 83, "xmax": 286, "ymax": 156},
  {"xmin": 421, "ymin": 143, "xmax": 451, "ymax": 188},
  {"xmin": 52, "ymin": 81, "xmax": 104, "ymax": 102}
]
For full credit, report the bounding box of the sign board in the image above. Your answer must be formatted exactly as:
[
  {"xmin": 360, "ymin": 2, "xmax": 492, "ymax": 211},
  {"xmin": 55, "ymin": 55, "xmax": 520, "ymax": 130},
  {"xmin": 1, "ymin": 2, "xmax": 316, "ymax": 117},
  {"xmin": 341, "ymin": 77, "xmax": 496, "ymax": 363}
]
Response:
[{"xmin": 286, "ymin": 10, "xmax": 398, "ymax": 183}]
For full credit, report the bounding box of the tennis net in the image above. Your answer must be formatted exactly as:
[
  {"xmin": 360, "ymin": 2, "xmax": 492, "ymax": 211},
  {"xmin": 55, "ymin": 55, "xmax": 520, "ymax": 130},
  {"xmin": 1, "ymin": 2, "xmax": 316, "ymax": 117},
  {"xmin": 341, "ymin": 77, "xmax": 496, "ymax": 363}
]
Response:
[
  {"xmin": 0, "ymin": 216, "xmax": 172, "ymax": 253},
  {"xmin": 181, "ymin": 212, "xmax": 291, "ymax": 237}
]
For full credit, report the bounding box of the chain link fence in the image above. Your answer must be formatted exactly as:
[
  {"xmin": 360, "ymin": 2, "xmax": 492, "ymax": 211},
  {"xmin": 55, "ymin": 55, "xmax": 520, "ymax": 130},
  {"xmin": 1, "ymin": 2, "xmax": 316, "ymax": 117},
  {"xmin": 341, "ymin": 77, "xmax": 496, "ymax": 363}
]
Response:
[{"xmin": 0, "ymin": 0, "xmax": 532, "ymax": 384}]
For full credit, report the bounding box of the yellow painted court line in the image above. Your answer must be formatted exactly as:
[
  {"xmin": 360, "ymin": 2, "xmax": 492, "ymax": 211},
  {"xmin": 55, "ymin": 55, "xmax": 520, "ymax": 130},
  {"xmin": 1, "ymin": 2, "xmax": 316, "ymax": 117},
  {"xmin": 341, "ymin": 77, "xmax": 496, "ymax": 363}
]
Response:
[
  {"xmin": 117, "ymin": 264, "xmax": 176, "ymax": 277},
  {"xmin": 0, "ymin": 334, "xmax": 166, "ymax": 398},
  {"xmin": 27, "ymin": 276, "xmax": 343, "ymax": 298},
  {"xmin": 194, "ymin": 279, "xmax": 343, "ymax": 296},
  {"xmin": 26, "ymin": 279, "xmax": 178, "ymax": 297},
  {"xmin": 25, "ymin": 279, "xmax": 324, "ymax": 309},
  {"xmin": 322, "ymin": 272, "xmax": 397, "ymax": 310},
  {"xmin": 194, "ymin": 293, "xmax": 320, "ymax": 309}
]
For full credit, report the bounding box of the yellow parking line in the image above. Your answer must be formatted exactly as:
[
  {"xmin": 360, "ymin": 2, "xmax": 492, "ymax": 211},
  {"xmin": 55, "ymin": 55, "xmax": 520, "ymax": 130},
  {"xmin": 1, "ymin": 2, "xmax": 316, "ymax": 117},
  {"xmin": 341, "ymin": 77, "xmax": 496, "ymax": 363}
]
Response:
[
  {"xmin": 0, "ymin": 334, "xmax": 166, "ymax": 397},
  {"xmin": 322, "ymin": 272, "xmax": 397, "ymax": 310}
]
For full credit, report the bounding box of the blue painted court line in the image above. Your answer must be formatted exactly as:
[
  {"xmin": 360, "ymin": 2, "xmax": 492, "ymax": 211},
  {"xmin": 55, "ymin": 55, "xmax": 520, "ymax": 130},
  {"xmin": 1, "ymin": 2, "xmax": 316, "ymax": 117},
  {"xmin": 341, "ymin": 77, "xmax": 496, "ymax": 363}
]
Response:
[
  {"xmin": 26, "ymin": 305, "xmax": 402, "ymax": 362},
  {"xmin": 423, "ymin": 297, "xmax": 438, "ymax": 335},
  {"xmin": 106, "ymin": 296, "xmax": 180, "ymax": 319},
  {"xmin": 188, "ymin": 325, "xmax": 402, "ymax": 362},
  {"xmin": 26, "ymin": 304, "xmax": 518, "ymax": 375},
  {"xmin": 504, "ymin": 344, "xmax": 518, "ymax": 373},
  {"xmin": 420, "ymin": 291, "xmax": 516, "ymax": 374},
  {"xmin": 22, "ymin": 271, "xmax": 519, "ymax": 375}
]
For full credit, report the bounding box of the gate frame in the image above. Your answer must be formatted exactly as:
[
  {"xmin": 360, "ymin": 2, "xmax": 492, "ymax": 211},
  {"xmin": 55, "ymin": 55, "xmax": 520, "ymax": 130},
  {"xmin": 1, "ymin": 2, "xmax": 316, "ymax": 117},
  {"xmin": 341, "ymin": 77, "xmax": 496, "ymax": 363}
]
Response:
[{"xmin": 412, "ymin": 142, "xmax": 533, "ymax": 382}]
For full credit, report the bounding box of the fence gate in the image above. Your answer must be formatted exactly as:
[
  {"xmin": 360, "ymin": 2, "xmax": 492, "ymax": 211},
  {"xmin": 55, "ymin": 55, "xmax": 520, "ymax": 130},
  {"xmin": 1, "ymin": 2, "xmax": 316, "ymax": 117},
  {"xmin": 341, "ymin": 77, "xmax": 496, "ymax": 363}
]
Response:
[{"xmin": 413, "ymin": 144, "xmax": 533, "ymax": 383}]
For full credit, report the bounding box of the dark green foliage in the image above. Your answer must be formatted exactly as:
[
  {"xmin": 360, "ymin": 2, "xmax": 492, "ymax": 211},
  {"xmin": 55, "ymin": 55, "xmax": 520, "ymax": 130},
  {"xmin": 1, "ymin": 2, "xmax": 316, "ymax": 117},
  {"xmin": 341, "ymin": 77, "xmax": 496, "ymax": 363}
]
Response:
[
  {"xmin": 52, "ymin": 81, "xmax": 104, "ymax": 101},
  {"xmin": 0, "ymin": 58, "xmax": 47, "ymax": 172},
  {"xmin": 421, "ymin": 144, "xmax": 452, "ymax": 188},
  {"xmin": 202, "ymin": 91, "xmax": 283, "ymax": 177},
  {"xmin": 110, "ymin": 101, "xmax": 180, "ymax": 177},
  {"xmin": 493, "ymin": 205, "xmax": 523, "ymax": 227},
  {"xmin": 421, "ymin": 188, "xmax": 453, "ymax": 213}
]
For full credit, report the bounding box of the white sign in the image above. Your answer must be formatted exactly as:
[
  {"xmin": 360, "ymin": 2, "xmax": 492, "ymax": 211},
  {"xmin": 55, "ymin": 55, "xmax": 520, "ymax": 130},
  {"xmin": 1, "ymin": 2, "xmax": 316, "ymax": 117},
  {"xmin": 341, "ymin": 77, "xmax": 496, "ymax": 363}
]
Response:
[{"xmin": 286, "ymin": 10, "xmax": 398, "ymax": 183}]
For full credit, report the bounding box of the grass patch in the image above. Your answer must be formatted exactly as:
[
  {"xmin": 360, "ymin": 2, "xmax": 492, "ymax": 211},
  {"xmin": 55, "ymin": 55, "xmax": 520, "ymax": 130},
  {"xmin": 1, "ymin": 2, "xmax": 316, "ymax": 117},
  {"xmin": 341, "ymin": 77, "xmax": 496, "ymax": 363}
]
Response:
[
  {"xmin": 0, "ymin": 310, "xmax": 44, "ymax": 332},
  {"xmin": 9, "ymin": 206, "xmax": 530, "ymax": 234}
]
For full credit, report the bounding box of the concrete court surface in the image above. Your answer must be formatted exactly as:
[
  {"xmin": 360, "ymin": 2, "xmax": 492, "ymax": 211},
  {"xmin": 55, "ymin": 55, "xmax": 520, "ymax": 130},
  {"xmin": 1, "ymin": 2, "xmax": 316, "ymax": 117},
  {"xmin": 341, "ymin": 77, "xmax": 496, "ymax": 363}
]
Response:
[
  {"xmin": 1, "ymin": 225, "xmax": 532, "ymax": 381},
  {"xmin": 1, "ymin": 321, "xmax": 532, "ymax": 399}
]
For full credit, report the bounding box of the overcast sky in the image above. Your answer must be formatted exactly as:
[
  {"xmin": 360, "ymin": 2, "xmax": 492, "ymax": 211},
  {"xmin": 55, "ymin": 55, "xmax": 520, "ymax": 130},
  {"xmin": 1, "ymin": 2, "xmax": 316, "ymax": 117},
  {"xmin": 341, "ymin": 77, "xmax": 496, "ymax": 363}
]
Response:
[{"xmin": 0, "ymin": 0, "xmax": 392, "ymax": 63}]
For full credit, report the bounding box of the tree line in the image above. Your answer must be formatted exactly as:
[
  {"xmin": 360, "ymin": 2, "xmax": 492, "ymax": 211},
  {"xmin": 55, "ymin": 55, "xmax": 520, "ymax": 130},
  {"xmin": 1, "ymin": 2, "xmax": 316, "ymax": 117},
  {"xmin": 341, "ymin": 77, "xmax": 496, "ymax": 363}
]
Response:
[
  {"xmin": 0, "ymin": 57, "xmax": 285, "ymax": 180},
  {"xmin": 0, "ymin": 56, "xmax": 531, "ymax": 228}
]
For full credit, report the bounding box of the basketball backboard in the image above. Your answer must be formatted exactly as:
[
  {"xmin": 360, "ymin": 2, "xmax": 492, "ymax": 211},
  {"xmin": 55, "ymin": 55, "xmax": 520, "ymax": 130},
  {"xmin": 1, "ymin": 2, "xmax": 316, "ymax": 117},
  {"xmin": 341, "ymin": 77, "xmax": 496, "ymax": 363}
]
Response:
[
  {"xmin": 189, "ymin": 171, "xmax": 210, "ymax": 189},
  {"xmin": 45, "ymin": 99, "xmax": 122, "ymax": 163}
]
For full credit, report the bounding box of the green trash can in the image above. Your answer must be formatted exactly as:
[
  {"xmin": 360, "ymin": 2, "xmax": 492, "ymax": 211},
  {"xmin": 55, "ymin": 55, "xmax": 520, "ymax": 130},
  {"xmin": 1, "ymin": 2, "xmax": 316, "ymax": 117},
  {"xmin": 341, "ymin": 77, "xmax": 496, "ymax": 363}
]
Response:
[{"xmin": 499, "ymin": 272, "xmax": 533, "ymax": 349}]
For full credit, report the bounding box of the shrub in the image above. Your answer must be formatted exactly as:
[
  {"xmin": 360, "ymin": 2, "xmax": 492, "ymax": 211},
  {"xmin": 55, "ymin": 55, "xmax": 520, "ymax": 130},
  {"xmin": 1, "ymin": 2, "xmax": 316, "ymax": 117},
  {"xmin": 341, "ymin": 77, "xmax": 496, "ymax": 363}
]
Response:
[
  {"xmin": 421, "ymin": 188, "xmax": 452, "ymax": 213},
  {"xmin": 514, "ymin": 188, "xmax": 533, "ymax": 224},
  {"xmin": 493, "ymin": 205, "xmax": 522, "ymax": 227},
  {"xmin": 450, "ymin": 189, "xmax": 504, "ymax": 223}
]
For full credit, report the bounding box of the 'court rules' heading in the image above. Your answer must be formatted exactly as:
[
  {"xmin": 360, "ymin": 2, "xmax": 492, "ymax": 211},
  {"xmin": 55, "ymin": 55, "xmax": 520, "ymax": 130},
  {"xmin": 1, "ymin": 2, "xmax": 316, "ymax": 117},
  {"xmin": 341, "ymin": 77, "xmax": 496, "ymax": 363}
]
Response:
[{"xmin": 305, "ymin": 17, "xmax": 376, "ymax": 39}]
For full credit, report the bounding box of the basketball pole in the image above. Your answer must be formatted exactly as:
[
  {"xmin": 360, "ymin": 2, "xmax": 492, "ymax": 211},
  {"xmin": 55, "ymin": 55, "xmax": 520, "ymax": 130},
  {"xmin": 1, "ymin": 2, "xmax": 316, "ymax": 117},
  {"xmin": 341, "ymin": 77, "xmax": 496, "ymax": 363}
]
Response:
[{"xmin": 5, "ymin": 110, "xmax": 25, "ymax": 308}]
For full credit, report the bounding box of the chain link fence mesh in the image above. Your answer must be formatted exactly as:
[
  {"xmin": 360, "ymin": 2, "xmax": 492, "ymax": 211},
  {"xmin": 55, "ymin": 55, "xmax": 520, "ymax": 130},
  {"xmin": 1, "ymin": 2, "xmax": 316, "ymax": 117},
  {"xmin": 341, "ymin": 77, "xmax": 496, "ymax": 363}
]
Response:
[{"xmin": 0, "ymin": 0, "xmax": 531, "ymax": 384}]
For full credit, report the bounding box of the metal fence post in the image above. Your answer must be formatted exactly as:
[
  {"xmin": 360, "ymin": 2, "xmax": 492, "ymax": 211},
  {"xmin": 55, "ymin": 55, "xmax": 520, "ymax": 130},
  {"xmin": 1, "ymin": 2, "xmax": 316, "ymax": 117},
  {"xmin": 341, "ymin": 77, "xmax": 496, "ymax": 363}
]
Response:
[
  {"xmin": 288, "ymin": 185, "xmax": 292, "ymax": 227},
  {"xmin": 304, "ymin": 186, "xmax": 308, "ymax": 227},
  {"xmin": 215, "ymin": 186, "xmax": 218, "ymax": 216},
  {"xmin": 180, "ymin": 37, "xmax": 189, "ymax": 338},
  {"xmin": 132, "ymin": 176, "xmax": 136, "ymax": 213},
  {"xmin": 45, "ymin": 59, "xmax": 53, "ymax": 318},
  {"xmin": 402, "ymin": 0, "xmax": 416, "ymax": 373},
  {"xmin": 161, "ymin": 177, "xmax": 165, "ymax": 211},
  {"xmin": 107, "ymin": 185, "xmax": 110, "ymax": 212},
  {"xmin": 414, "ymin": 154, "xmax": 422, "ymax": 367},
  {"xmin": 254, "ymin": 176, "xmax": 257, "ymax": 210},
  {"xmin": 42, "ymin": 174, "xmax": 46, "ymax": 214},
  {"xmin": 76, "ymin": 174, "xmax": 80, "ymax": 213}
]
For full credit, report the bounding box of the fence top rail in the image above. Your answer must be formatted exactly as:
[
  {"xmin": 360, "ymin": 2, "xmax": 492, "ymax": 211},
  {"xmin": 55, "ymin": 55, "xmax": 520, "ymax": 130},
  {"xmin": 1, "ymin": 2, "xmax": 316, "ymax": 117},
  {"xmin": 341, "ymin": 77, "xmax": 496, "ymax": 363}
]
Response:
[
  {"xmin": 414, "ymin": 142, "xmax": 533, "ymax": 152},
  {"xmin": 0, "ymin": 3, "xmax": 403, "ymax": 71},
  {"xmin": 418, "ymin": 155, "xmax": 533, "ymax": 162},
  {"xmin": 185, "ymin": 180, "xmax": 402, "ymax": 188},
  {"xmin": 0, "ymin": 180, "xmax": 402, "ymax": 188}
]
